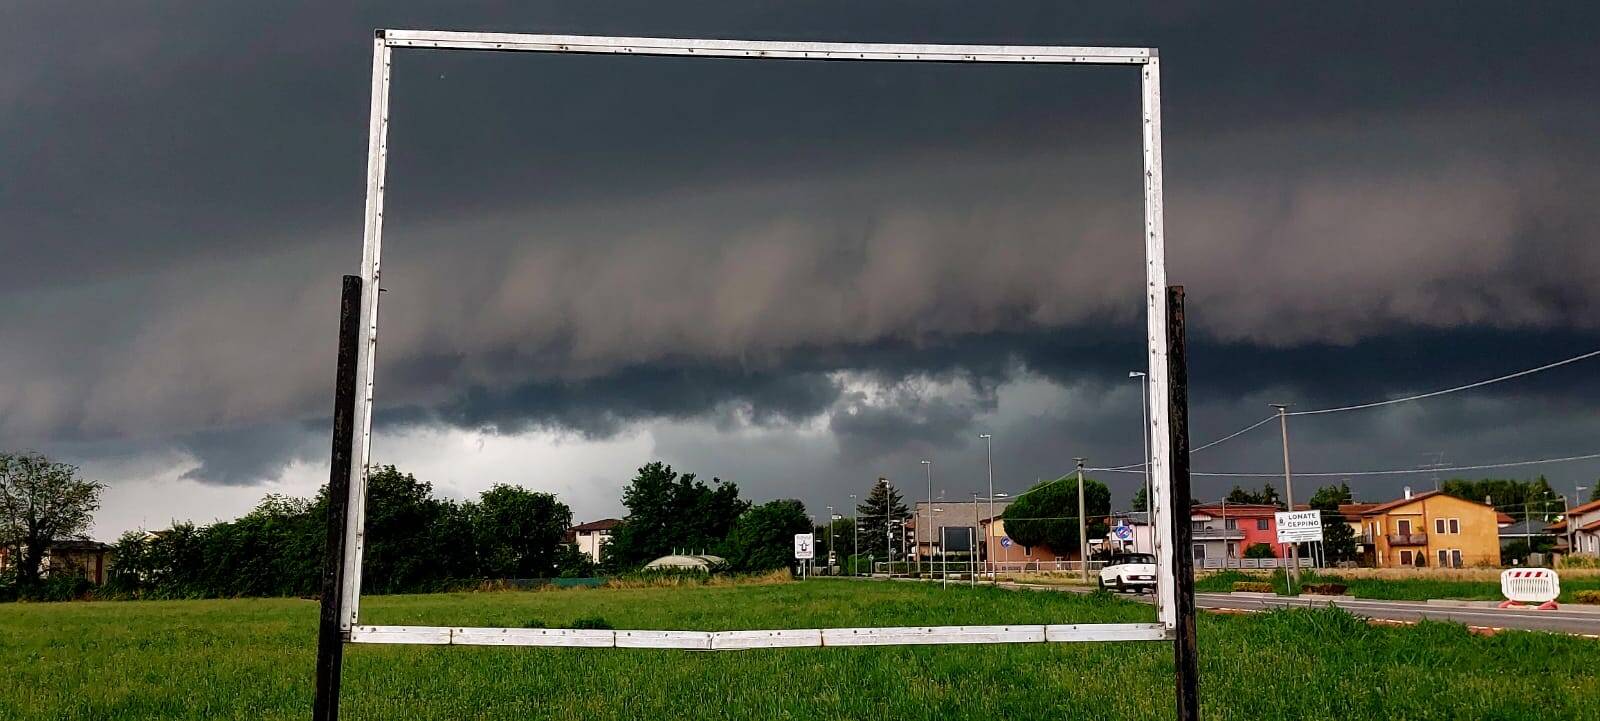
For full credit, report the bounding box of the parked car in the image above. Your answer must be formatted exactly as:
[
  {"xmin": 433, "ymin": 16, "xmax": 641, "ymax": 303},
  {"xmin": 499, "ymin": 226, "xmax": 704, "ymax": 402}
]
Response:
[{"xmin": 1098, "ymin": 553, "xmax": 1157, "ymax": 593}]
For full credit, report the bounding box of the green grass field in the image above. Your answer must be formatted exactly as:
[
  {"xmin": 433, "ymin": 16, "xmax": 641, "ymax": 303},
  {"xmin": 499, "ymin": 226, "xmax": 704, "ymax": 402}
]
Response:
[
  {"xmin": 1195, "ymin": 569, "xmax": 1600, "ymax": 602},
  {"xmin": 3, "ymin": 579, "xmax": 1598, "ymax": 720}
]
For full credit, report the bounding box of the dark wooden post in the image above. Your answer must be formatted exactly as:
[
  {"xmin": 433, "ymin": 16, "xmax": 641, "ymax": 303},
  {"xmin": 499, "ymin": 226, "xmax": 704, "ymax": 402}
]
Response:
[
  {"xmin": 313, "ymin": 275, "xmax": 362, "ymax": 721},
  {"xmin": 1167, "ymin": 285, "xmax": 1200, "ymax": 721}
]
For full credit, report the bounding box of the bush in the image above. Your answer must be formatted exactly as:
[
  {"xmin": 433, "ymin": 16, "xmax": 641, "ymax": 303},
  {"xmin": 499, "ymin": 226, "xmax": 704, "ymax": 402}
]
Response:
[
  {"xmin": 1301, "ymin": 583, "xmax": 1348, "ymax": 595},
  {"xmin": 1243, "ymin": 543, "xmax": 1275, "ymax": 559},
  {"xmin": 1233, "ymin": 581, "xmax": 1275, "ymax": 593},
  {"xmin": 1560, "ymin": 554, "xmax": 1600, "ymax": 569},
  {"xmin": 1575, "ymin": 590, "xmax": 1600, "ymax": 605},
  {"xmin": 19, "ymin": 575, "xmax": 93, "ymax": 602}
]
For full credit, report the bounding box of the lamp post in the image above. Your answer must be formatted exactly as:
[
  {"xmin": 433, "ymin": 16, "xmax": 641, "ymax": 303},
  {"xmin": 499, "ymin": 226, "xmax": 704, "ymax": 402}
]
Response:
[
  {"xmin": 920, "ymin": 459, "xmax": 933, "ymax": 577},
  {"xmin": 1129, "ymin": 371, "xmax": 1151, "ymax": 525},
  {"xmin": 979, "ymin": 434, "xmax": 995, "ymax": 579},
  {"xmin": 849, "ymin": 493, "xmax": 858, "ymax": 576},
  {"xmin": 825, "ymin": 505, "xmax": 834, "ymax": 575},
  {"xmin": 880, "ymin": 477, "xmax": 893, "ymax": 576}
]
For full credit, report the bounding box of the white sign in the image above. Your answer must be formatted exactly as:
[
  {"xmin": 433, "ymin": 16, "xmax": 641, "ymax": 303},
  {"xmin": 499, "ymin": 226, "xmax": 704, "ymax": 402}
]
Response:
[
  {"xmin": 1274, "ymin": 511, "xmax": 1323, "ymax": 543},
  {"xmin": 793, "ymin": 533, "xmax": 815, "ymax": 560}
]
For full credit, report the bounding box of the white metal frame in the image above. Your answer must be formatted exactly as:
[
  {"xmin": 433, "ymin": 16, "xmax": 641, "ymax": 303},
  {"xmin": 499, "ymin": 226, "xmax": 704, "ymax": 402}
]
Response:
[{"xmin": 342, "ymin": 28, "xmax": 1175, "ymax": 647}]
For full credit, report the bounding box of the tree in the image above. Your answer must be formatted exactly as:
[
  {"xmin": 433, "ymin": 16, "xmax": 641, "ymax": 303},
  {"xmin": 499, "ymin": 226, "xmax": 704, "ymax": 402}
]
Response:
[
  {"xmin": 1130, "ymin": 486, "xmax": 1148, "ymax": 513},
  {"xmin": 721, "ymin": 499, "xmax": 811, "ymax": 572},
  {"xmin": 606, "ymin": 462, "xmax": 748, "ymax": 568},
  {"xmin": 360, "ymin": 465, "xmax": 476, "ymax": 593},
  {"xmin": 0, "ymin": 452, "xmax": 106, "ymax": 586},
  {"xmin": 1243, "ymin": 543, "xmax": 1275, "ymax": 559},
  {"xmin": 469, "ymin": 484, "xmax": 573, "ymax": 578},
  {"xmin": 1225, "ymin": 484, "xmax": 1284, "ymax": 509},
  {"xmin": 1001, "ymin": 476, "xmax": 1110, "ymax": 556},
  {"xmin": 854, "ymin": 478, "xmax": 909, "ymax": 559},
  {"xmin": 1307, "ymin": 483, "xmax": 1358, "ymax": 563},
  {"xmin": 1440, "ymin": 477, "xmax": 1558, "ymax": 516}
]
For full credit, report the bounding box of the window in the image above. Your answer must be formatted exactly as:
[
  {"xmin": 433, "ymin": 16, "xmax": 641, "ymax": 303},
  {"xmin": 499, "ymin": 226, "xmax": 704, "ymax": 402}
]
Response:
[
  {"xmin": 1399, "ymin": 550, "xmax": 1413, "ymax": 565},
  {"xmin": 1192, "ymin": 544, "xmax": 1206, "ymax": 560},
  {"xmin": 1451, "ymin": 549, "xmax": 1463, "ymax": 568},
  {"xmin": 1435, "ymin": 519, "xmax": 1446, "ymax": 534},
  {"xmin": 1449, "ymin": 518, "xmax": 1460, "ymax": 534},
  {"xmin": 1191, "ymin": 521, "xmax": 1208, "ymax": 531},
  {"xmin": 1226, "ymin": 542, "xmax": 1238, "ymax": 557},
  {"xmin": 1437, "ymin": 549, "xmax": 1448, "ymax": 566},
  {"xmin": 1225, "ymin": 519, "xmax": 1238, "ymax": 530},
  {"xmin": 1256, "ymin": 519, "xmax": 1269, "ymax": 531},
  {"xmin": 1397, "ymin": 519, "xmax": 1412, "ymax": 535}
]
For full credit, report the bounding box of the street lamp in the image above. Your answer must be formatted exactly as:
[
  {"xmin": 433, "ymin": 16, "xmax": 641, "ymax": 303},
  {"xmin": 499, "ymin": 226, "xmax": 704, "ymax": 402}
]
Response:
[
  {"xmin": 920, "ymin": 460, "xmax": 932, "ymax": 576},
  {"xmin": 849, "ymin": 493, "xmax": 858, "ymax": 576},
  {"xmin": 1129, "ymin": 371, "xmax": 1151, "ymax": 532},
  {"xmin": 825, "ymin": 505, "xmax": 834, "ymax": 575},
  {"xmin": 979, "ymin": 433, "xmax": 995, "ymax": 579}
]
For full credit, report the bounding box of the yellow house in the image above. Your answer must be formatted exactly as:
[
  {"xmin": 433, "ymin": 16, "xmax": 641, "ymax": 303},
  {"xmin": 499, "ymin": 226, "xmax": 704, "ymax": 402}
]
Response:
[{"xmin": 1359, "ymin": 491, "xmax": 1500, "ymax": 568}]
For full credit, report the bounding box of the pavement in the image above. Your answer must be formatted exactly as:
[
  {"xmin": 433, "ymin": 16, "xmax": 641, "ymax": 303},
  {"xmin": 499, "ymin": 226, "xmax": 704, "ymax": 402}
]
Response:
[
  {"xmin": 936, "ymin": 578, "xmax": 1600, "ymax": 636},
  {"xmin": 1191, "ymin": 591, "xmax": 1600, "ymax": 636}
]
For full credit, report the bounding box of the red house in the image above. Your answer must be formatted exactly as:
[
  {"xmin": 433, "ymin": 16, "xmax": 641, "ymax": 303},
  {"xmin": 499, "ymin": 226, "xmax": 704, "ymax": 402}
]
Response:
[{"xmin": 1189, "ymin": 503, "xmax": 1292, "ymax": 561}]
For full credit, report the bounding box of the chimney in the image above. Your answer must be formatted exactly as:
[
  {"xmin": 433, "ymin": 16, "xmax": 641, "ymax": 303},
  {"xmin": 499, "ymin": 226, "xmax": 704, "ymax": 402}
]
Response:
[{"xmin": 1403, "ymin": 486, "xmax": 1412, "ymax": 500}]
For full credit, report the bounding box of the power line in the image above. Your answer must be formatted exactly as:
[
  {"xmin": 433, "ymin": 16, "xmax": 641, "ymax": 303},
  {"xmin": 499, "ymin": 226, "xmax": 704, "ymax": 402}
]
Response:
[
  {"xmin": 1287, "ymin": 347, "xmax": 1600, "ymax": 417},
  {"xmin": 1088, "ymin": 450, "xmax": 1600, "ymax": 478}
]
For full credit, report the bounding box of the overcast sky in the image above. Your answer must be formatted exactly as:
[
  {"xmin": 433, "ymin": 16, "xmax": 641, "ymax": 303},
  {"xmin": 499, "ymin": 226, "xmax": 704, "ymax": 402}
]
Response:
[{"xmin": 5, "ymin": 2, "xmax": 1600, "ymax": 538}]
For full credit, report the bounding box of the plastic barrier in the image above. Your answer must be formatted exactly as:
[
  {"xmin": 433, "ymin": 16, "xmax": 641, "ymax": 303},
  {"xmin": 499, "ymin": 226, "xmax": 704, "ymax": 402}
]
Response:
[{"xmin": 1499, "ymin": 568, "xmax": 1560, "ymax": 610}]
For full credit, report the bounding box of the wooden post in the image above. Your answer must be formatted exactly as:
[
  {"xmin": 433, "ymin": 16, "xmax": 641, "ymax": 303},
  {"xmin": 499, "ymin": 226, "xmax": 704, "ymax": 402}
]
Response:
[
  {"xmin": 313, "ymin": 275, "xmax": 362, "ymax": 721},
  {"xmin": 1167, "ymin": 285, "xmax": 1200, "ymax": 721}
]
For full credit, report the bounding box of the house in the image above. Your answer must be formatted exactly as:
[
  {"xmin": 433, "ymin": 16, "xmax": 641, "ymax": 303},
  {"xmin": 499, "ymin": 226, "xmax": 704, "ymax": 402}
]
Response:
[
  {"xmin": 567, "ymin": 518, "xmax": 621, "ymax": 563},
  {"xmin": 1358, "ymin": 490, "xmax": 1499, "ymax": 568},
  {"xmin": 978, "ymin": 516, "xmax": 1065, "ymax": 568},
  {"xmin": 1497, "ymin": 519, "xmax": 1560, "ymax": 552},
  {"xmin": 1188, "ymin": 503, "xmax": 1285, "ymax": 562},
  {"xmin": 911, "ymin": 498, "xmax": 1015, "ymax": 564},
  {"xmin": 1102, "ymin": 512, "xmax": 1156, "ymax": 555},
  {"xmin": 1549, "ymin": 498, "xmax": 1600, "ymax": 557},
  {"xmin": 0, "ymin": 539, "xmax": 113, "ymax": 585}
]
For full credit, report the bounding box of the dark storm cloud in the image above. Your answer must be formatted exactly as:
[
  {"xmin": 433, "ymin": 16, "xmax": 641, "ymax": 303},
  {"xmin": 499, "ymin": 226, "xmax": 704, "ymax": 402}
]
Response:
[{"xmin": 6, "ymin": 1, "xmax": 1600, "ymax": 498}]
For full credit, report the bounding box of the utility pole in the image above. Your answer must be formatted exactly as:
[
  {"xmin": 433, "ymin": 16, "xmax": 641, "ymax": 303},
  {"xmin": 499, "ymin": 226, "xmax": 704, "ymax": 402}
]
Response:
[
  {"xmin": 1270, "ymin": 404, "xmax": 1298, "ymax": 587},
  {"xmin": 921, "ymin": 459, "xmax": 932, "ymax": 577},
  {"xmin": 981, "ymin": 434, "xmax": 995, "ymax": 580},
  {"xmin": 1075, "ymin": 458, "xmax": 1089, "ymax": 584},
  {"xmin": 971, "ymin": 492, "xmax": 980, "ymax": 587}
]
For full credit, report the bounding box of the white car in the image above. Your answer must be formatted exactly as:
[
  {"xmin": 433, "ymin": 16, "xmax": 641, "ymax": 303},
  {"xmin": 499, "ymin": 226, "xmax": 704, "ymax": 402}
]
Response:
[{"xmin": 1098, "ymin": 553, "xmax": 1157, "ymax": 593}]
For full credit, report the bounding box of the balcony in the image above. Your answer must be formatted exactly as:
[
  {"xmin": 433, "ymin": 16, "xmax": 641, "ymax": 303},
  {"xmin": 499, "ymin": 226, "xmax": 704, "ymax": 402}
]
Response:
[
  {"xmin": 1191, "ymin": 528, "xmax": 1245, "ymax": 541},
  {"xmin": 1387, "ymin": 533, "xmax": 1428, "ymax": 546}
]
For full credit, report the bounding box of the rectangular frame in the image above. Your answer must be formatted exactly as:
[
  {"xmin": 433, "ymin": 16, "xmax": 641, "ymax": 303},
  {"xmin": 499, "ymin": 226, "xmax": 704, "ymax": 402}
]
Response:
[{"xmin": 339, "ymin": 28, "xmax": 1177, "ymax": 643}]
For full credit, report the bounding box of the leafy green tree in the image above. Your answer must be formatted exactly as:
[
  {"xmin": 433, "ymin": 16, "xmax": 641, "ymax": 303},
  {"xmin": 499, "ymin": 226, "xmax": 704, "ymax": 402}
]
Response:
[
  {"xmin": 721, "ymin": 499, "xmax": 811, "ymax": 572},
  {"xmin": 1243, "ymin": 543, "xmax": 1275, "ymax": 559},
  {"xmin": 606, "ymin": 462, "xmax": 748, "ymax": 568},
  {"xmin": 1131, "ymin": 486, "xmax": 1148, "ymax": 513},
  {"xmin": 1307, "ymin": 483, "xmax": 1358, "ymax": 563},
  {"xmin": 854, "ymin": 478, "xmax": 909, "ymax": 559},
  {"xmin": 1440, "ymin": 477, "xmax": 1559, "ymax": 516},
  {"xmin": 1590, "ymin": 483, "xmax": 1600, "ymax": 503},
  {"xmin": 816, "ymin": 515, "xmax": 855, "ymax": 561},
  {"xmin": 360, "ymin": 465, "xmax": 476, "ymax": 593},
  {"xmin": 0, "ymin": 452, "xmax": 106, "ymax": 586},
  {"xmin": 1001, "ymin": 477, "xmax": 1110, "ymax": 556},
  {"xmin": 469, "ymin": 484, "xmax": 573, "ymax": 578},
  {"xmin": 1226, "ymin": 484, "xmax": 1284, "ymax": 509}
]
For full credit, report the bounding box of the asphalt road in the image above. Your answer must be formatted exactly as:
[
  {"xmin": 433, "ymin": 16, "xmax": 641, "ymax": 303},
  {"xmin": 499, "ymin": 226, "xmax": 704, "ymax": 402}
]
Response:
[
  {"xmin": 886, "ymin": 576, "xmax": 1598, "ymax": 635},
  {"xmin": 1192, "ymin": 592, "xmax": 1600, "ymax": 636}
]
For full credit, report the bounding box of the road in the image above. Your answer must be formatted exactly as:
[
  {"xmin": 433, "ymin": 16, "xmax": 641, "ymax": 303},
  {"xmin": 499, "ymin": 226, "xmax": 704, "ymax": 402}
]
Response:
[
  {"xmin": 1192, "ymin": 592, "xmax": 1600, "ymax": 636},
  {"xmin": 884, "ymin": 576, "xmax": 1598, "ymax": 635}
]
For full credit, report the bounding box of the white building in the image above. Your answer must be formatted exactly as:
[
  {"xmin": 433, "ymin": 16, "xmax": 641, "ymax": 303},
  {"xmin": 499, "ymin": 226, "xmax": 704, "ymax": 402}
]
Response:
[
  {"xmin": 1553, "ymin": 499, "xmax": 1600, "ymax": 557},
  {"xmin": 568, "ymin": 518, "xmax": 621, "ymax": 563}
]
